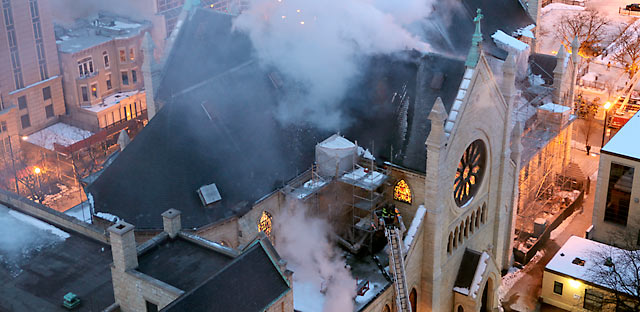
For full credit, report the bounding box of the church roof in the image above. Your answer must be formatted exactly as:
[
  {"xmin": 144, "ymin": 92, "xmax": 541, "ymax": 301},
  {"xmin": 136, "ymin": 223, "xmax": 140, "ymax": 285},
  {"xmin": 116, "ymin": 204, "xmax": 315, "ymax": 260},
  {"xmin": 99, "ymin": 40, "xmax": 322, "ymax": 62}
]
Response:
[
  {"xmin": 160, "ymin": 242, "xmax": 290, "ymax": 312},
  {"xmin": 88, "ymin": 3, "xmax": 532, "ymax": 229}
]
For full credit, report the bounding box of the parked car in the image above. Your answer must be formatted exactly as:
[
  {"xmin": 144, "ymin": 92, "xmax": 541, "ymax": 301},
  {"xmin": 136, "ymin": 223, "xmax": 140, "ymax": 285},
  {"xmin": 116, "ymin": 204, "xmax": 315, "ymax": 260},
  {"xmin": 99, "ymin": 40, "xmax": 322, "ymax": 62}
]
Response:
[{"xmin": 627, "ymin": 3, "xmax": 640, "ymax": 11}]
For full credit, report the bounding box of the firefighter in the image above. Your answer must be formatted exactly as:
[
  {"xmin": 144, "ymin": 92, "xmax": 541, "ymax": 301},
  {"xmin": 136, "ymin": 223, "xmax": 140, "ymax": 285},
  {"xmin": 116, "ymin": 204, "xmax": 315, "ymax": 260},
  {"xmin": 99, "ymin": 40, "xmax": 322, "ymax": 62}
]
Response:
[{"xmin": 381, "ymin": 204, "xmax": 397, "ymax": 227}]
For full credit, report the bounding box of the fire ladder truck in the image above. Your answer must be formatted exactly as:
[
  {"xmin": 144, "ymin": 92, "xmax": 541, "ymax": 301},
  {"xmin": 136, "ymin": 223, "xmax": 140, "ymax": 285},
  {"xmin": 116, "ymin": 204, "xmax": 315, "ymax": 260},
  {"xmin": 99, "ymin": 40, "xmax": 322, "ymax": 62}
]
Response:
[
  {"xmin": 608, "ymin": 70, "xmax": 640, "ymax": 129},
  {"xmin": 383, "ymin": 220, "xmax": 412, "ymax": 312}
]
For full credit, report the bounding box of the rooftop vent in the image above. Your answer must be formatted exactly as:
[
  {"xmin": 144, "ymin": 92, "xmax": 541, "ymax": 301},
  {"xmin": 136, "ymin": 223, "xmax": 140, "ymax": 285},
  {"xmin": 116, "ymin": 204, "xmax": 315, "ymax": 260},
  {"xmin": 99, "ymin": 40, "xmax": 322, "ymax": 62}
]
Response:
[
  {"xmin": 63, "ymin": 292, "xmax": 80, "ymax": 309},
  {"xmin": 198, "ymin": 183, "xmax": 221, "ymax": 206},
  {"xmin": 572, "ymin": 257, "xmax": 585, "ymax": 266}
]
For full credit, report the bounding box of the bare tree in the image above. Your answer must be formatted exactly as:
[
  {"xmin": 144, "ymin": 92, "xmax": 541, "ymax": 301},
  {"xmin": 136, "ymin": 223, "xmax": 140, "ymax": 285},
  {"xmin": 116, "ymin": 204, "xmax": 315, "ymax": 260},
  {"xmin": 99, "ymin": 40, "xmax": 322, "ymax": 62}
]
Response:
[
  {"xmin": 611, "ymin": 23, "xmax": 640, "ymax": 78},
  {"xmin": 556, "ymin": 9, "xmax": 610, "ymax": 57},
  {"xmin": 589, "ymin": 233, "xmax": 640, "ymax": 311},
  {"xmin": 578, "ymin": 100, "xmax": 599, "ymax": 154}
]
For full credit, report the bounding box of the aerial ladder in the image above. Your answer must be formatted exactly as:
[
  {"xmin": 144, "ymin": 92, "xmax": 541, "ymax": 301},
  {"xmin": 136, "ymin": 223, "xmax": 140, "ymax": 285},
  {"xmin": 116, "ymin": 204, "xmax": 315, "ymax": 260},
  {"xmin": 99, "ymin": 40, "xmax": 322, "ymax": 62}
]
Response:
[
  {"xmin": 605, "ymin": 70, "xmax": 640, "ymax": 130},
  {"xmin": 381, "ymin": 209, "xmax": 412, "ymax": 312}
]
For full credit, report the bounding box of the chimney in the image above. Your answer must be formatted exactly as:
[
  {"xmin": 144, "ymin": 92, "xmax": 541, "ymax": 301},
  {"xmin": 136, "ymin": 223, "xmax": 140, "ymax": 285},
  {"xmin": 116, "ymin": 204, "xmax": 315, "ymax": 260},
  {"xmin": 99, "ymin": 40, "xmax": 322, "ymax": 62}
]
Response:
[
  {"xmin": 108, "ymin": 221, "xmax": 138, "ymax": 271},
  {"xmin": 162, "ymin": 209, "xmax": 182, "ymax": 239}
]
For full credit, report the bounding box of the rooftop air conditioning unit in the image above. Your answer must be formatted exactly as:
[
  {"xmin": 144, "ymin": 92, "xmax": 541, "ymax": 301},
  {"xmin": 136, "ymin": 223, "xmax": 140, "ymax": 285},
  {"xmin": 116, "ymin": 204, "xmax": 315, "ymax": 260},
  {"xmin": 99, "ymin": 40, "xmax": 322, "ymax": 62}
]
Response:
[{"xmin": 198, "ymin": 183, "xmax": 221, "ymax": 206}]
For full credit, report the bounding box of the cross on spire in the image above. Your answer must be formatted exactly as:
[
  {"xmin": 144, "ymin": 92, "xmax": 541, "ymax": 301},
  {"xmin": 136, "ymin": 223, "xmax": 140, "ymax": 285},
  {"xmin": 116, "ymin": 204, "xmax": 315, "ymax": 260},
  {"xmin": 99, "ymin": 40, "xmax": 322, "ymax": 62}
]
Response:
[{"xmin": 465, "ymin": 8, "xmax": 484, "ymax": 68}]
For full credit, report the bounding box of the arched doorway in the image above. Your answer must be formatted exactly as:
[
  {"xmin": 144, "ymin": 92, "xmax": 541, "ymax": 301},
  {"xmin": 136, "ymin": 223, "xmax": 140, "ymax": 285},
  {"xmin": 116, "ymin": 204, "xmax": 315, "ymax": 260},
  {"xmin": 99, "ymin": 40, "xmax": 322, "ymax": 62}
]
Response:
[
  {"xmin": 409, "ymin": 288, "xmax": 417, "ymax": 312},
  {"xmin": 480, "ymin": 278, "xmax": 493, "ymax": 312},
  {"xmin": 382, "ymin": 304, "xmax": 390, "ymax": 312}
]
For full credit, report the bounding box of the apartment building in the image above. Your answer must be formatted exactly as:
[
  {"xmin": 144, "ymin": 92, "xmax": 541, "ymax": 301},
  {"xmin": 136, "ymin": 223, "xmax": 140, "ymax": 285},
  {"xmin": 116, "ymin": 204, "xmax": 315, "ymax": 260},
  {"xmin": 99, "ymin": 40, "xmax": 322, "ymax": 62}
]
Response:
[
  {"xmin": 55, "ymin": 14, "xmax": 149, "ymax": 130},
  {"xmin": 590, "ymin": 112, "xmax": 640, "ymax": 248},
  {"xmin": 0, "ymin": 0, "xmax": 66, "ymax": 154}
]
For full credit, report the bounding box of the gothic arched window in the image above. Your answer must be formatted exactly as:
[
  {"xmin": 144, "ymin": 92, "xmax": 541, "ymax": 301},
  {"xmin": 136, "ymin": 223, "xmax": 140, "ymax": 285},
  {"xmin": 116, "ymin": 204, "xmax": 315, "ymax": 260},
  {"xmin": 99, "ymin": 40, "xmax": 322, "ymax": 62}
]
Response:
[
  {"xmin": 258, "ymin": 211, "xmax": 273, "ymax": 240},
  {"xmin": 393, "ymin": 179, "xmax": 412, "ymax": 204}
]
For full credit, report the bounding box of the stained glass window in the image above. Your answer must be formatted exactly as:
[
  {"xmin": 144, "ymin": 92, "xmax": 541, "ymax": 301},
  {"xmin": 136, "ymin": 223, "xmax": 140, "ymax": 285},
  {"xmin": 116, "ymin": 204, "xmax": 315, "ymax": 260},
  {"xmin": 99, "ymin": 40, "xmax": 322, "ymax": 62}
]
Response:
[
  {"xmin": 393, "ymin": 179, "xmax": 412, "ymax": 204},
  {"xmin": 454, "ymin": 140, "xmax": 486, "ymax": 206},
  {"xmin": 258, "ymin": 211, "xmax": 273, "ymax": 240}
]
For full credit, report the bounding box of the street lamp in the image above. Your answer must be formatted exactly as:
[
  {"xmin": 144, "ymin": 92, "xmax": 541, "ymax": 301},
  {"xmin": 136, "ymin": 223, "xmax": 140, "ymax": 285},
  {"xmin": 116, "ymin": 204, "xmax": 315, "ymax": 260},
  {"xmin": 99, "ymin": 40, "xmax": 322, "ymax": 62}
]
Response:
[
  {"xmin": 601, "ymin": 101, "xmax": 613, "ymax": 150},
  {"xmin": 34, "ymin": 167, "xmax": 41, "ymax": 174}
]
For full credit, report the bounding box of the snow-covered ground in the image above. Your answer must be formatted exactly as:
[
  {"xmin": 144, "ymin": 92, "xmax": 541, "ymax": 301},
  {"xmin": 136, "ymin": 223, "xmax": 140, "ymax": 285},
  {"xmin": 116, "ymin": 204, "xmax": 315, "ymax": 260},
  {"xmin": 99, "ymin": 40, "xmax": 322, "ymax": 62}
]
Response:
[
  {"xmin": 0, "ymin": 204, "xmax": 69, "ymax": 277},
  {"xmin": 26, "ymin": 123, "xmax": 93, "ymax": 151},
  {"xmin": 499, "ymin": 250, "xmax": 545, "ymax": 310}
]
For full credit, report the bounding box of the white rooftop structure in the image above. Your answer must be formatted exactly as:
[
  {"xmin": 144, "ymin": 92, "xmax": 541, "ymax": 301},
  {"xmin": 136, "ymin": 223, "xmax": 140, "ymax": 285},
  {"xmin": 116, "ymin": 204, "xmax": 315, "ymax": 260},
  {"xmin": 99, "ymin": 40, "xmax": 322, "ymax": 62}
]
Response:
[
  {"xmin": 602, "ymin": 111, "xmax": 640, "ymax": 160},
  {"xmin": 546, "ymin": 236, "xmax": 637, "ymax": 294},
  {"xmin": 198, "ymin": 183, "xmax": 222, "ymax": 206}
]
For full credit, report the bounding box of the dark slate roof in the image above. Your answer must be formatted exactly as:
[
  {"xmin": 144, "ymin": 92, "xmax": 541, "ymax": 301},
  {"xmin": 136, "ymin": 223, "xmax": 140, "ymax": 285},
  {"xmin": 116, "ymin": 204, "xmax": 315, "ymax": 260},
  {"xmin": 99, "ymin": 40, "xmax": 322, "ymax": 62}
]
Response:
[
  {"xmin": 423, "ymin": 0, "xmax": 534, "ymax": 61},
  {"xmin": 0, "ymin": 207, "xmax": 113, "ymax": 311},
  {"xmin": 136, "ymin": 237, "xmax": 234, "ymax": 290},
  {"xmin": 454, "ymin": 249, "xmax": 482, "ymax": 291},
  {"xmin": 529, "ymin": 53, "xmax": 558, "ymax": 85},
  {"xmin": 89, "ymin": 3, "xmax": 532, "ymax": 229},
  {"xmin": 161, "ymin": 243, "xmax": 290, "ymax": 312}
]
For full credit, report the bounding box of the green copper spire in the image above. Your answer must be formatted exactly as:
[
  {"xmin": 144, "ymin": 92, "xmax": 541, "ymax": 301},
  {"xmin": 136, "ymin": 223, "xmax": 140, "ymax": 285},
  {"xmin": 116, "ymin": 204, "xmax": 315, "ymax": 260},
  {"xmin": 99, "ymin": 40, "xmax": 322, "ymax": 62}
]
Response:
[{"xmin": 465, "ymin": 8, "xmax": 484, "ymax": 68}]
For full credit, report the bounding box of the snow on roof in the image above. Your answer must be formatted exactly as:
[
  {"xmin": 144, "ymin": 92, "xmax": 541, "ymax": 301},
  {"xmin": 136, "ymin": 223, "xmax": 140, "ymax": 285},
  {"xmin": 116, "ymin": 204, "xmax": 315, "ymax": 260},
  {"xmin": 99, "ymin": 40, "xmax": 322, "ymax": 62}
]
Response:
[
  {"xmin": 514, "ymin": 24, "xmax": 535, "ymax": 39},
  {"xmin": 84, "ymin": 90, "xmax": 140, "ymax": 113},
  {"xmin": 340, "ymin": 166, "xmax": 387, "ymax": 191},
  {"xmin": 95, "ymin": 212, "xmax": 120, "ymax": 223},
  {"xmin": 318, "ymin": 134, "xmax": 356, "ymax": 149},
  {"xmin": 469, "ymin": 252, "xmax": 489, "ymax": 298},
  {"xmin": 403, "ymin": 205, "xmax": 426, "ymax": 253},
  {"xmin": 0, "ymin": 204, "xmax": 70, "ymax": 276},
  {"xmin": 491, "ymin": 30, "xmax": 529, "ymax": 52},
  {"xmin": 539, "ymin": 103, "xmax": 570, "ymax": 113},
  {"xmin": 56, "ymin": 16, "xmax": 148, "ymax": 53},
  {"xmin": 545, "ymin": 236, "xmax": 638, "ymax": 293},
  {"xmin": 602, "ymin": 111, "xmax": 640, "ymax": 160},
  {"xmin": 540, "ymin": 3, "xmax": 585, "ymax": 15},
  {"xmin": 26, "ymin": 123, "xmax": 93, "ymax": 151}
]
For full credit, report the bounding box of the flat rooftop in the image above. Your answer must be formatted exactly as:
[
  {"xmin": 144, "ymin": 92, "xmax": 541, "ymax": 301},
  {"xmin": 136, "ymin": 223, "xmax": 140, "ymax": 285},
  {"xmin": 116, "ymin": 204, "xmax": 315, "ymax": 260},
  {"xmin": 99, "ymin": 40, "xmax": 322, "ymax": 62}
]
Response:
[
  {"xmin": 26, "ymin": 122, "xmax": 93, "ymax": 151},
  {"xmin": 602, "ymin": 111, "xmax": 640, "ymax": 160},
  {"xmin": 56, "ymin": 14, "xmax": 150, "ymax": 53},
  {"xmin": 0, "ymin": 204, "xmax": 114, "ymax": 311},
  {"xmin": 136, "ymin": 237, "xmax": 234, "ymax": 290}
]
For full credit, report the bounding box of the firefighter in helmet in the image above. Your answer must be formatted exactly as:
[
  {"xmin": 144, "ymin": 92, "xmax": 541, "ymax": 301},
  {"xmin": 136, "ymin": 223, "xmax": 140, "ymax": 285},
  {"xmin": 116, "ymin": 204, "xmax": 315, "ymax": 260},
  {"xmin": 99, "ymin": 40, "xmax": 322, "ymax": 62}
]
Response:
[{"xmin": 380, "ymin": 204, "xmax": 398, "ymax": 228}]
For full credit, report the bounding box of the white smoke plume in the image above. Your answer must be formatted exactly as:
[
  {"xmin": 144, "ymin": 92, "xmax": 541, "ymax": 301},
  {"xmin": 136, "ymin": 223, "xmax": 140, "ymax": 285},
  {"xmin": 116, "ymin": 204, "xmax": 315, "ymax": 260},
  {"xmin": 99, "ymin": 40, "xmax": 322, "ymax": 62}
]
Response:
[
  {"xmin": 233, "ymin": 0, "xmax": 435, "ymax": 130},
  {"xmin": 274, "ymin": 201, "xmax": 356, "ymax": 312}
]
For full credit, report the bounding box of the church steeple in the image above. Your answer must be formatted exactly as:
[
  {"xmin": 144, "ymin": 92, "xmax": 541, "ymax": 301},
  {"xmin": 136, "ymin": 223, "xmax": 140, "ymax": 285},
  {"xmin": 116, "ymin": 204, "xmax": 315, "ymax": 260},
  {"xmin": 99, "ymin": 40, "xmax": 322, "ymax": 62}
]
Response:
[{"xmin": 465, "ymin": 8, "xmax": 484, "ymax": 68}]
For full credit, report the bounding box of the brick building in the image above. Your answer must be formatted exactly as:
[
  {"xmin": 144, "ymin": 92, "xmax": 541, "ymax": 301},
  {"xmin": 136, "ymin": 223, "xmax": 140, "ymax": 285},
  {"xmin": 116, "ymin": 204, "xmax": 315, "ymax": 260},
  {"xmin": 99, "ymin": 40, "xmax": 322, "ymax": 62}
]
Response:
[
  {"xmin": 55, "ymin": 14, "xmax": 150, "ymax": 131},
  {"xmin": 0, "ymin": 0, "xmax": 66, "ymax": 155}
]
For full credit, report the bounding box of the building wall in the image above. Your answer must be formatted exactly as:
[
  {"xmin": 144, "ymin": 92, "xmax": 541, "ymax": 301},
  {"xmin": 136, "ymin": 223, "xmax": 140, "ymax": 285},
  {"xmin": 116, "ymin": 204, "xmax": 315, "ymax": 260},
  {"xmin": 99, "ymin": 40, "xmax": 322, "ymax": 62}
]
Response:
[
  {"xmin": 197, "ymin": 217, "xmax": 240, "ymax": 248},
  {"xmin": 420, "ymin": 54, "xmax": 517, "ymax": 311},
  {"xmin": 58, "ymin": 28, "xmax": 148, "ymax": 130},
  {"xmin": 265, "ymin": 290, "xmax": 294, "ymax": 312},
  {"xmin": 111, "ymin": 267, "xmax": 183, "ymax": 312},
  {"xmin": 591, "ymin": 152, "xmax": 640, "ymax": 247},
  {"xmin": 541, "ymin": 270, "xmax": 618, "ymax": 311},
  {"xmin": 0, "ymin": 0, "xmax": 65, "ymax": 135}
]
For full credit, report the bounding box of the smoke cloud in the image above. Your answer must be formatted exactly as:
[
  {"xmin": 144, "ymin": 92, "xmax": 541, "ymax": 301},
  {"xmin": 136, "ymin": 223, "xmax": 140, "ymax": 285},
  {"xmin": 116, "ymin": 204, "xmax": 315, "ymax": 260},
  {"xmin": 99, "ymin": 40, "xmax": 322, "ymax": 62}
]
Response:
[
  {"xmin": 233, "ymin": 0, "xmax": 435, "ymax": 130},
  {"xmin": 274, "ymin": 201, "xmax": 356, "ymax": 312}
]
